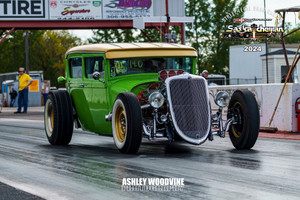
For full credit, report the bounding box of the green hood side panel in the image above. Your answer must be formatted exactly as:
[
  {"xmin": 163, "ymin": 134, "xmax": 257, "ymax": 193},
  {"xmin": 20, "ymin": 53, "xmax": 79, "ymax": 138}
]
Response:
[
  {"xmin": 107, "ymin": 75, "xmax": 159, "ymax": 110},
  {"xmin": 90, "ymin": 76, "xmax": 158, "ymax": 135}
]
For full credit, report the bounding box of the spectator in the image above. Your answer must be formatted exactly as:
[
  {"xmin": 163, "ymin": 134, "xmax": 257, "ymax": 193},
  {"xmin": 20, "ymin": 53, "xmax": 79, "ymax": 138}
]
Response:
[
  {"xmin": 9, "ymin": 88, "xmax": 17, "ymax": 107},
  {"xmin": 14, "ymin": 68, "xmax": 32, "ymax": 114}
]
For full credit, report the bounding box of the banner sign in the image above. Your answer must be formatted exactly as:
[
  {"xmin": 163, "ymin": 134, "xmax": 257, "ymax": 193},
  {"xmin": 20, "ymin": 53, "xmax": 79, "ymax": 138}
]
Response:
[
  {"xmin": 29, "ymin": 79, "xmax": 39, "ymax": 92},
  {"xmin": 0, "ymin": 0, "xmax": 156, "ymax": 20},
  {"xmin": 49, "ymin": 0, "xmax": 102, "ymax": 20},
  {"xmin": 103, "ymin": 0, "xmax": 153, "ymax": 19},
  {"xmin": 0, "ymin": 0, "xmax": 47, "ymax": 19}
]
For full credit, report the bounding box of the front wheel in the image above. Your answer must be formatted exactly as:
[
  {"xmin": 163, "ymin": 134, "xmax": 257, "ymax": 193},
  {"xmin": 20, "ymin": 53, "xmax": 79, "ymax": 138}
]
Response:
[
  {"xmin": 228, "ymin": 90, "xmax": 260, "ymax": 149},
  {"xmin": 112, "ymin": 93, "xmax": 143, "ymax": 154}
]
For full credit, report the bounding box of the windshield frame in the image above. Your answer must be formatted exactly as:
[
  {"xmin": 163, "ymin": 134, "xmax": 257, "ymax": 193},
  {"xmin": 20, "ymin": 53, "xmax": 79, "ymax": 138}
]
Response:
[{"xmin": 108, "ymin": 56, "xmax": 195, "ymax": 79}]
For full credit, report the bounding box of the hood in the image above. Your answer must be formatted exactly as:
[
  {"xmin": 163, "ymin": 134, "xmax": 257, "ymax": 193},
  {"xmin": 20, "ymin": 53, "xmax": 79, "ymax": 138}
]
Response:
[{"xmin": 107, "ymin": 75, "xmax": 159, "ymax": 109}]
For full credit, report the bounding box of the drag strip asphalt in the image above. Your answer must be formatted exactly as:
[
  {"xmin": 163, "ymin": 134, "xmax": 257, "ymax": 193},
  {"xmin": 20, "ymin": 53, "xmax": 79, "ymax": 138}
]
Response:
[{"xmin": 0, "ymin": 118, "xmax": 300, "ymax": 199}]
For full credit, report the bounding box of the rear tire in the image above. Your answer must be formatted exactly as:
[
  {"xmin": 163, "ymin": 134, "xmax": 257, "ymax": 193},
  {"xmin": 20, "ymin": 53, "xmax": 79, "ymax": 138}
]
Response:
[
  {"xmin": 228, "ymin": 90, "xmax": 260, "ymax": 149},
  {"xmin": 112, "ymin": 93, "xmax": 142, "ymax": 154},
  {"xmin": 44, "ymin": 90, "xmax": 74, "ymax": 145}
]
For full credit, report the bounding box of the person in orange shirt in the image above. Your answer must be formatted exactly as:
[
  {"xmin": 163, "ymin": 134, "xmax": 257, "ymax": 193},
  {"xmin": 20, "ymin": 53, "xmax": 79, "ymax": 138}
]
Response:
[{"xmin": 14, "ymin": 68, "xmax": 32, "ymax": 114}]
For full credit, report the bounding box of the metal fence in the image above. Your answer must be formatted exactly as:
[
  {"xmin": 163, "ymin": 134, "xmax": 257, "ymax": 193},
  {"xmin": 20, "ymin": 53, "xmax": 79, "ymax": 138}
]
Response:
[
  {"xmin": 229, "ymin": 78, "xmax": 263, "ymax": 85},
  {"xmin": 207, "ymin": 77, "xmax": 263, "ymax": 85}
]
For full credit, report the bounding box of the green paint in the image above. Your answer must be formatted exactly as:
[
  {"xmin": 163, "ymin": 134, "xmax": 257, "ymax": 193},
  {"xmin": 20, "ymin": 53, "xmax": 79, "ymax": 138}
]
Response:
[{"xmin": 64, "ymin": 51, "xmax": 197, "ymax": 135}]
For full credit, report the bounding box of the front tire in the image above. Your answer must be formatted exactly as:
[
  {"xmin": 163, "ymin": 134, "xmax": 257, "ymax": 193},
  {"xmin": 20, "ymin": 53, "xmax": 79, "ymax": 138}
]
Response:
[
  {"xmin": 112, "ymin": 93, "xmax": 142, "ymax": 154},
  {"xmin": 228, "ymin": 90, "xmax": 260, "ymax": 149},
  {"xmin": 44, "ymin": 91, "xmax": 74, "ymax": 145}
]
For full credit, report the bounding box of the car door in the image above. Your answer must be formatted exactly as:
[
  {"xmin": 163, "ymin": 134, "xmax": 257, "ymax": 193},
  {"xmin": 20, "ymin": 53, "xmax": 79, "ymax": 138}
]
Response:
[
  {"xmin": 67, "ymin": 56, "xmax": 94, "ymax": 130},
  {"xmin": 82, "ymin": 55, "xmax": 110, "ymax": 133}
]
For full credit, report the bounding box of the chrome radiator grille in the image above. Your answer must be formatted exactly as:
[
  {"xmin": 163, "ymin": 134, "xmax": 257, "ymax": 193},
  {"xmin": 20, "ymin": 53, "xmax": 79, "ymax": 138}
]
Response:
[{"xmin": 166, "ymin": 75, "xmax": 210, "ymax": 144}]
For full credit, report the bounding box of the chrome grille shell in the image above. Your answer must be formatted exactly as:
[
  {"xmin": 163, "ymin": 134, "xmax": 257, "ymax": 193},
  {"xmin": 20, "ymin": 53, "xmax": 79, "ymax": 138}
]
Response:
[{"xmin": 165, "ymin": 74, "xmax": 211, "ymax": 145}]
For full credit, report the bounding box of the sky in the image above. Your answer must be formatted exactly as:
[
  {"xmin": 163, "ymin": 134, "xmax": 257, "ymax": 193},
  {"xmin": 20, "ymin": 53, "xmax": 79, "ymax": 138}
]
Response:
[
  {"xmin": 243, "ymin": 0, "xmax": 299, "ymax": 26},
  {"xmin": 70, "ymin": 0, "xmax": 300, "ymax": 41}
]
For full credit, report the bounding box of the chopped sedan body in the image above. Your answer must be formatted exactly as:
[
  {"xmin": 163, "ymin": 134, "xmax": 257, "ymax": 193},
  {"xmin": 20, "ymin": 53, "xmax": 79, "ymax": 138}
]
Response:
[{"xmin": 44, "ymin": 43, "xmax": 260, "ymax": 153}]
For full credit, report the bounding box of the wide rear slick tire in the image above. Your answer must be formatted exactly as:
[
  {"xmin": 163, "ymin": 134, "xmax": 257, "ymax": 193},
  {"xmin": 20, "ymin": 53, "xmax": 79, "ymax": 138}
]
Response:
[
  {"xmin": 112, "ymin": 93, "xmax": 143, "ymax": 154},
  {"xmin": 228, "ymin": 90, "xmax": 260, "ymax": 149},
  {"xmin": 44, "ymin": 90, "xmax": 74, "ymax": 145}
]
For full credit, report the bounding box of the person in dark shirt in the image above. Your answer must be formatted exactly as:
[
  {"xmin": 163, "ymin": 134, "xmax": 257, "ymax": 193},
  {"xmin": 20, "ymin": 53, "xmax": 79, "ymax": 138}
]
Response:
[{"xmin": 9, "ymin": 88, "xmax": 18, "ymax": 107}]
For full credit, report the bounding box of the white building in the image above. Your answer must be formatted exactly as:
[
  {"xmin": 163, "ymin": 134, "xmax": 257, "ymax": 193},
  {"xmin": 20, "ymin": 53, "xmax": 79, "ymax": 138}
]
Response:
[
  {"xmin": 229, "ymin": 43, "xmax": 298, "ymax": 84},
  {"xmin": 261, "ymin": 49, "xmax": 300, "ymax": 83}
]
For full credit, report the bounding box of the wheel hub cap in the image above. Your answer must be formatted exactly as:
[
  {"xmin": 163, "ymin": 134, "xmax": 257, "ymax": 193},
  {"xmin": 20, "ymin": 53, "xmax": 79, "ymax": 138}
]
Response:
[{"xmin": 115, "ymin": 106, "xmax": 126, "ymax": 143}]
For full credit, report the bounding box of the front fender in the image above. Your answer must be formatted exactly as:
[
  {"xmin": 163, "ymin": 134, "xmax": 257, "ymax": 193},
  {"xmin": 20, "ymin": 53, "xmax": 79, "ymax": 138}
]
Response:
[{"xmin": 107, "ymin": 76, "xmax": 159, "ymax": 110}]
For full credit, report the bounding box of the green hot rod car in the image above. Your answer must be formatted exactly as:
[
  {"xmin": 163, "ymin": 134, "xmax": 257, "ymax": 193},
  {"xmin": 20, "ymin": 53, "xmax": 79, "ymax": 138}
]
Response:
[{"xmin": 44, "ymin": 43, "xmax": 260, "ymax": 153}]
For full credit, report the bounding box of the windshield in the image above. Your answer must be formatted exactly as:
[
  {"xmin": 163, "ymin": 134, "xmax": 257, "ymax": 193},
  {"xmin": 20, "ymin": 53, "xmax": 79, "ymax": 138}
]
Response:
[{"xmin": 109, "ymin": 57, "xmax": 194, "ymax": 77}]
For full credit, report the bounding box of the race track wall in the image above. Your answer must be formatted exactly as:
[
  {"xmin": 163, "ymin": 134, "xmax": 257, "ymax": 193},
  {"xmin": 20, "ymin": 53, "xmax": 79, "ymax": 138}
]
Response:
[{"xmin": 209, "ymin": 83, "xmax": 300, "ymax": 132}]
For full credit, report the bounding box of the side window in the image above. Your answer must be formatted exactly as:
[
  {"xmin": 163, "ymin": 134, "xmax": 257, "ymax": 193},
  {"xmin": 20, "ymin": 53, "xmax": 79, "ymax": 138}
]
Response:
[
  {"xmin": 85, "ymin": 57, "xmax": 104, "ymax": 79},
  {"xmin": 69, "ymin": 57, "xmax": 83, "ymax": 78}
]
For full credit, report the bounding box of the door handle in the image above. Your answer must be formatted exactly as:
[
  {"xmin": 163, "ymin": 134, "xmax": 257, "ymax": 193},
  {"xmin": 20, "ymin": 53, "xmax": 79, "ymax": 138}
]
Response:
[{"xmin": 79, "ymin": 83, "xmax": 84, "ymax": 87}]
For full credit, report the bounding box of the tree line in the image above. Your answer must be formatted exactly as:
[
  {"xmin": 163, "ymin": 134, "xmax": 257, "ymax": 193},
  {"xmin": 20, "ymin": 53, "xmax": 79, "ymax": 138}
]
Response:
[{"xmin": 0, "ymin": 30, "xmax": 80, "ymax": 86}]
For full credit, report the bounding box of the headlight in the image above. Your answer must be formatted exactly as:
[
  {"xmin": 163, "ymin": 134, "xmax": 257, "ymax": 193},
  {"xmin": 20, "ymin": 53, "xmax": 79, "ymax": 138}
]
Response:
[
  {"xmin": 214, "ymin": 91, "xmax": 230, "ymax": 107},
  {"xmin": 149, "ymin": 92, "xmax": 164, "ymax": 108}
]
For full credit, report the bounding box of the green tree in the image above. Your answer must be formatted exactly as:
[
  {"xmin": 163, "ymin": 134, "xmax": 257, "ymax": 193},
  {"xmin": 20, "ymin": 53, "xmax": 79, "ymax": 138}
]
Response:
[
  {"xmin": 0, "ymin": 30, "xmax": 81, "ymax": 87},
  {"xmin": 88, "ymin": 29, "xmax": 136, "ymax": 43},
  {"xmin": 136, "ymin": 29, "xmax": 165, "ymax": 42},
  {"xmin": 284, "ymin": 23, "xmax": 300, "ymax": 44},
  {"xmin": 0, "ymin": 30, "xmax": 39, "ymax": 73},
  {"xmin": 186, "ymin": 0, "xmax": 248, "ymax": 75},
  {"xmin": 185, "ymin": 0, "xmax": 211, "ymax": 73},
  {"xmin": 34, "ymin": 30, "xmax": 81, "ymax": 86}
]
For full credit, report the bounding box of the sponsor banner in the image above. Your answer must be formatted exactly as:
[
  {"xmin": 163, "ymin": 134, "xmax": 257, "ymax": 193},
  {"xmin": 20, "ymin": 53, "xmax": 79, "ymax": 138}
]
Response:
[
  {"xmin": 103, "ymin": 0, "xmax": 153, "ymax": 19},
  {"xmin": 49, "ymin": 0, "xmax": 102, "ymax": 20},
  {"xmin": 29, "ymin": 79, "xmax": 40, "ymax": 92},
  {"xmin": 0, "ymin": 0, "xmax": 155, "ymax": 20},
  {"xmin": 0, "ymin": 0, "xmax": 47, "ymax": 20}
]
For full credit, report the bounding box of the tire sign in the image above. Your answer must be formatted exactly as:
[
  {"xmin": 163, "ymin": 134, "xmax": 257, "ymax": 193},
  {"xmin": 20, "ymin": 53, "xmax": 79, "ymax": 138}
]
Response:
[{"xmin": 0, "ymin": 0, "xmax": 46, "ymax": 19}]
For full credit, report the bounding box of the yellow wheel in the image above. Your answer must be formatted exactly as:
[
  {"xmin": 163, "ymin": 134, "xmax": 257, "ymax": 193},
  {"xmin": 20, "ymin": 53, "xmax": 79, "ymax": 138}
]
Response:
[
  {"xmin": 112, "ymin": 93, "xmax": 142, "ymax": 154},
  {"xmin": 45, "ymin": 99, "xmax": 54, "ymax": 137},
  {"xmin": 114, "ymin": 104, "xmax": 127, "ymax": 143}
]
